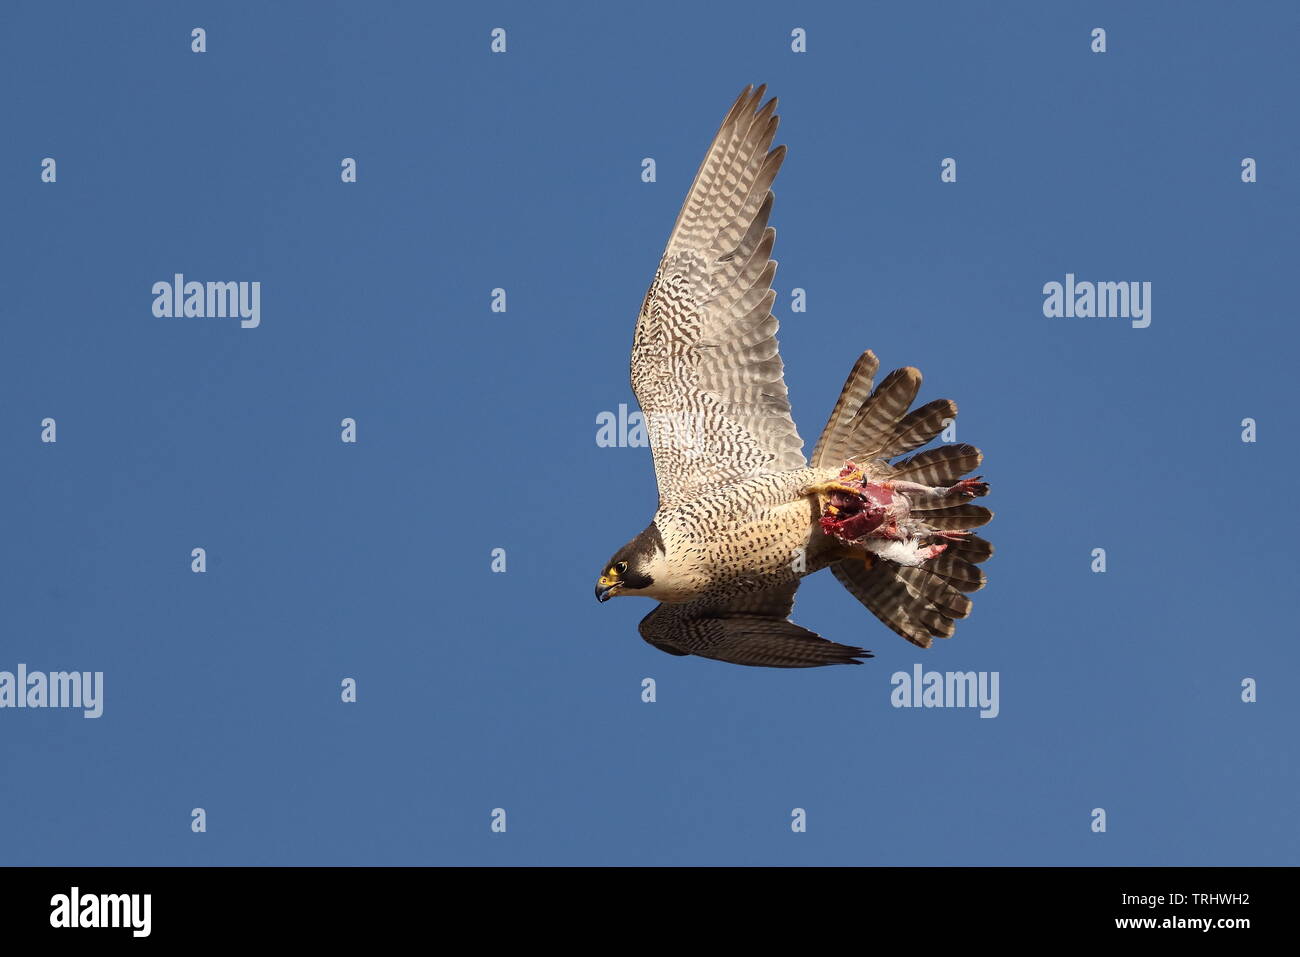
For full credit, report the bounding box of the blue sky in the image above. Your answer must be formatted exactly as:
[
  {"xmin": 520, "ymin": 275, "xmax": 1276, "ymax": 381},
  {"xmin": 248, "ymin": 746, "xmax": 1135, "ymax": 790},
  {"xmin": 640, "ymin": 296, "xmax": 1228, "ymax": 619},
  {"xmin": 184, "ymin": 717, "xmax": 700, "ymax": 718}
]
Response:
[{"xmin": 1, "ymin": 1, "xmax": 1295, "ymax": 865}]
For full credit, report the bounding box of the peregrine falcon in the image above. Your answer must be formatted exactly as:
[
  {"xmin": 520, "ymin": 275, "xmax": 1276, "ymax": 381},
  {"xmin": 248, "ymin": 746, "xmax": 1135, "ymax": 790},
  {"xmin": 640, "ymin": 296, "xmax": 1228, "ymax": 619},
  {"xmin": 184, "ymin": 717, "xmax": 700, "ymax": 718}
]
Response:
[{"xmin": 595, "ymin": 85, "xmax": 993, "ymax": 668}]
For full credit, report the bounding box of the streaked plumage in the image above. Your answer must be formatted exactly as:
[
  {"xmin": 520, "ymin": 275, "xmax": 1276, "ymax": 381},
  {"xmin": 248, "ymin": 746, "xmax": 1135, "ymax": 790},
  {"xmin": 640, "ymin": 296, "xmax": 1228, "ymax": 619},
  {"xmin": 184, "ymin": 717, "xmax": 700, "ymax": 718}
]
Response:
[{"xmin": 595, "ymin": 85, "xmax": 994, "ymax": 667}]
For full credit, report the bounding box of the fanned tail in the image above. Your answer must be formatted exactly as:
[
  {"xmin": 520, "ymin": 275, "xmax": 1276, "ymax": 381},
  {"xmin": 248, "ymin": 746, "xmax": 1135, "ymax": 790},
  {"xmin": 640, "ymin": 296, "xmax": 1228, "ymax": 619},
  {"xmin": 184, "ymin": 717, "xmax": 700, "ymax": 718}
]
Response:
[{"xmin": 814, "ymin": 352, "xmax": 994, "ymax": 647}]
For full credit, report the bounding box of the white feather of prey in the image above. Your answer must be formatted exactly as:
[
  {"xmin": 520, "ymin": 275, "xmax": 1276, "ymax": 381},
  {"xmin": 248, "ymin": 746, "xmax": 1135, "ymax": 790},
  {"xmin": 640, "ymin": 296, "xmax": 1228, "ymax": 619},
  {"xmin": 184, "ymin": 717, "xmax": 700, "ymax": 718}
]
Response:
[{"xmin": 865, "ymin": 537, "xmax": 935, "ymax": 567}]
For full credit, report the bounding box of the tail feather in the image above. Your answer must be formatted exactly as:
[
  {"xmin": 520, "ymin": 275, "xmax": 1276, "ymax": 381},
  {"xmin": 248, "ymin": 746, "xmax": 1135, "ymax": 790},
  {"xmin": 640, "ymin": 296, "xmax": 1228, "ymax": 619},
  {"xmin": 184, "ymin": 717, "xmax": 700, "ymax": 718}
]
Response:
[
  {"xmin": 811, "ymin": 350, "xmax": 878, "ymax": 466},
  {"xmin": 922, "ymin": 504, "xmax": 993, "ymax": 530},
  {"xmin": 814, "ymin": 364, "xmax": 920, "ymax": 466},
  {"xmin": 895, "ymin": 565, "xmax": 973, "ymax": 619},
  {"xmin": 841, "ymin": 367, "xmax": 922, "ymax": 461},
  {"xmin": 945, "ymin": 534, "xmax": 994, "ymax": 564},
  {"xmin": 891, "ymin": 444, "xmax": 983, "ymax": 487},
  {"xmin": 832, "ymin": 561, "xmax": 942, "ymax": 648},
  {"xmin": 912, "ymin": 602, "xmax": 958, "ymax": 639},
  {"xmin": 876, "ymin": 398, "xmax": 957, "ymax": 460},
  {"xmin": 926, "ymin": 554, "xmax": 987, "ymax": 592}
]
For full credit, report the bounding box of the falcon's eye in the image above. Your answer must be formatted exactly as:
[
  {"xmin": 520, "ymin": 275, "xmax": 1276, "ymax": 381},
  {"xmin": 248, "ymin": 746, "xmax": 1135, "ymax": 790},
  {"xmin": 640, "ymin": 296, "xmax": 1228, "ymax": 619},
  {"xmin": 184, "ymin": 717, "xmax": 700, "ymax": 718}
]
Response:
[{"xmin": 615, "ymin": 562, "xmax": 628, "ymax": 574}]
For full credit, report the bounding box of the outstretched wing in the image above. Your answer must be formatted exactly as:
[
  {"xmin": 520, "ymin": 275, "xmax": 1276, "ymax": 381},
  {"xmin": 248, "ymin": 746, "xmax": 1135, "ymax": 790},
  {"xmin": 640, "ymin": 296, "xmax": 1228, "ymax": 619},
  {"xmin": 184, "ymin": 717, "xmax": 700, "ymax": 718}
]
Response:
[
  {"xmin": 638, "ymin": 583, "xmax": 871, "ymax": 668},
  {"xmin": 631, "ymin": 85, "xmax": 805, "ymax": 508}
]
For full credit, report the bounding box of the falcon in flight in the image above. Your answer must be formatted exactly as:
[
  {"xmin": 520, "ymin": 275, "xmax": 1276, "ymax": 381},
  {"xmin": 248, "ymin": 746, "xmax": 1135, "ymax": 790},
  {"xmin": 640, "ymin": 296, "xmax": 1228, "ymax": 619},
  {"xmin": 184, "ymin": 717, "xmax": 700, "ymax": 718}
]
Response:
[{"xmin": 595, "ymin": 85, "xmax": 993, "ymax": 668}]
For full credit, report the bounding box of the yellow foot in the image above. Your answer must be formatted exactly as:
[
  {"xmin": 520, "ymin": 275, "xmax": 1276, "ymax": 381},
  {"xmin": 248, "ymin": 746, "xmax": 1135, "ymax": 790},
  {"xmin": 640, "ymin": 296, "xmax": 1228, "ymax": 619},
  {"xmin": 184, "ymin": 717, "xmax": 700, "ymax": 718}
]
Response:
[
  {"xmin": 806, "ymin": 481, "xmax": 863, "ymax": 498},
  {"xmin": 822, "ymin": 541, "xmax": 871, "ymax": 565}
]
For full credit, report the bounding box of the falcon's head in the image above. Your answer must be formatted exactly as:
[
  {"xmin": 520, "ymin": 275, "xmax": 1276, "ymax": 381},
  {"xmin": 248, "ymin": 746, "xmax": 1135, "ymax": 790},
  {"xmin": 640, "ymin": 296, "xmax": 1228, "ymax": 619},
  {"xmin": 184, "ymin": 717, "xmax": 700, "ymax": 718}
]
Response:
[{"xmin": 595, "ymin": 523, "xmax": 665, "ymax": 602}]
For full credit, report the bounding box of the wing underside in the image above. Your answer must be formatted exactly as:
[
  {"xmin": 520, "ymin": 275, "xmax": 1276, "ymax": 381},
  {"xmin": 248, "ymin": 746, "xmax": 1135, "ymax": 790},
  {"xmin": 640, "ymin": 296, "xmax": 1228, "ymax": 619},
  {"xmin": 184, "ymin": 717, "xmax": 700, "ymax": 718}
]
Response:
[{"xmin": 631, "ymin": 85, "xmax": 805, "ymax": 508}]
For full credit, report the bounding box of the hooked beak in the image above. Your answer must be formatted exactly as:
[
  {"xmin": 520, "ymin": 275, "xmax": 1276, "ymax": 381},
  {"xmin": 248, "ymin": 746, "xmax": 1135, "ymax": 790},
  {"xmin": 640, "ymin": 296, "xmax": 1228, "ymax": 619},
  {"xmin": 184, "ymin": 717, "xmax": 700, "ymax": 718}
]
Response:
[{"xmin": 595, "ymin": 580, "xmax": 621, "ymax": 603}]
